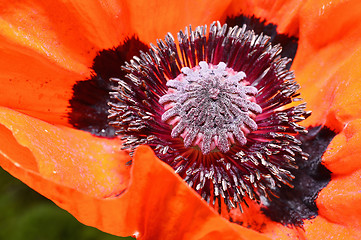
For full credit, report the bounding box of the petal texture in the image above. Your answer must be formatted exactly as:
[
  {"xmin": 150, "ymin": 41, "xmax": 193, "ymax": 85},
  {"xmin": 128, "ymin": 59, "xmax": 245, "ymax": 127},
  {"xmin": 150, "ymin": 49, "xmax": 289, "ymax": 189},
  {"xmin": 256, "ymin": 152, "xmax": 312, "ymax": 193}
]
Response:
[
  {"xmin": 0, "ymin": 107, "xmax": 130, "ymax": 197},
  {"xmin": 323, "ymin": 119, "xmax": 361, "ymax": 175},
  {"xmin": 0, "ymin": 0, "xmax": 132, "ymax": 125},
  {"xmin": 317, "ymin": 169, "xmax": 361, "ymax": 233},
  {"xmin": 230, "ymin": 202, "xmax": 305, "ymax": 239},
  {"xmin": 0, "ymin": 0, "xmax": 132, "ymax": 71},
  {"xmin": 303, "ymin": 216, "xmax": 360, "ymax": 240},
  {"xmin": 125, "ymin": 0, "xmax": 233, "ymax": 44},
  {"xmin": 225, "ymin": 0, "xmax": 303, "ymax": 36},
  {"xmin": 0, "ymin": 39, "xmax": 83, "ymax": 125},
  {"xmin": 294, "ymin": 0, "xmax": 361, "ymax": 129}
]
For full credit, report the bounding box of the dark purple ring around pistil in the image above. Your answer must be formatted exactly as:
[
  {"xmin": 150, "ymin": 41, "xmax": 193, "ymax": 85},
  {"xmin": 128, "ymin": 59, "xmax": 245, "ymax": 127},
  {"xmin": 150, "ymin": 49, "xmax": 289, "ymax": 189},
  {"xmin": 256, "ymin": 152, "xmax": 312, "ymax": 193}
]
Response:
[{"xmin": 108, "ymin": 21, "xmax": 311, "ymax": 215}]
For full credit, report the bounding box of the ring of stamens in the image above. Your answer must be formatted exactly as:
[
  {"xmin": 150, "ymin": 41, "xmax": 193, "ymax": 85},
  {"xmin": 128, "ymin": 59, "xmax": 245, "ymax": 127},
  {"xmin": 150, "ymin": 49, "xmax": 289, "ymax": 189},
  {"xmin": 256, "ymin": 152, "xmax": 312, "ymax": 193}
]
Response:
[
  {"xmin": 159, "ymin": 61, "xmax": 262, "ymax": 154},
  {"xmin": 108, "ymin": 21, "xmax": 311, "ymax": 215}
]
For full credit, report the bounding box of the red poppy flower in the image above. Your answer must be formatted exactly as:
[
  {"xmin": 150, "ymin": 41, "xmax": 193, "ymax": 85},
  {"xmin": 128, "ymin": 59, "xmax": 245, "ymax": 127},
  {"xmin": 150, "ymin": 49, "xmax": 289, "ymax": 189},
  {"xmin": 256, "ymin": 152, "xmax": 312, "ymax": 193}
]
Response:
[{"xmin": 1, "ymin": 0, "xmax": 361, "ymax": 239}]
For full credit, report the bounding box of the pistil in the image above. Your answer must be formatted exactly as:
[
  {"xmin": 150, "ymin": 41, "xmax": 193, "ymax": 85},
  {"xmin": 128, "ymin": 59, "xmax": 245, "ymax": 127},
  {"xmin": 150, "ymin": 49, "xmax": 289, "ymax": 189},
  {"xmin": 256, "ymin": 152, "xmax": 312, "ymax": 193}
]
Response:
[{"xmin": 159, "ymin": 61, "xmax": 262, "ymax": 154}]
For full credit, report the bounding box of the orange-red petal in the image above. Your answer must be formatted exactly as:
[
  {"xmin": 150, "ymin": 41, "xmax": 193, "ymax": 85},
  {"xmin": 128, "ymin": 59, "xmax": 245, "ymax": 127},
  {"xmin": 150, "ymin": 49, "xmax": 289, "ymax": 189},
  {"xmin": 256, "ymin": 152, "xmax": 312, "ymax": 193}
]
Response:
[
  {"xmin": 224, "ymin": 0, "xmax": 303, "ymax": 36},
  {"xmin": 0, "ymin": 37, "xmax": 84, "ymax": 126},
  {"xmin": 124, "ymin": 0, "xmax": 234, "ymax": 44},
  {"xmin": 0, "ymin": 107, "xmax": 270, "ymax": 239},
  {"xmin": 323, "ymin": 119, "xmax": 361, "ymax": 175},
  {"xmin": 230, "ymin": 201, "xmax": 305, "ymax": 239},
  {"xmin": 0, "ymin": 107, "xmax": 131, "ymax": 197},
  {"xmin": 0, "ymin": 0, "xmax": 132, "ymax": 71},
  {"xmin": 303, "ymin": 216, "xmax": 361, "ymax": 240},
  {"xmin": 293, "ymin": 0, "xmax": 361, "ymax": 129},
  {"xmin": 317, "ymin": 168, "xmax": 361, "ymax": 232},
  {"xmin": 0, "ymin": 0, "xmax": 133, "ymax": 125}
]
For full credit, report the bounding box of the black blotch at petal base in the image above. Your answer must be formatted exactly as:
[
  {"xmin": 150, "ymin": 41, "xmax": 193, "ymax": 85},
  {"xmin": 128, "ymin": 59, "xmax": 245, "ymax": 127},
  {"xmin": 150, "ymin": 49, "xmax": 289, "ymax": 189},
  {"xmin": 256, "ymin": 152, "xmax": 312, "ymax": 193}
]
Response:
[
  {"xmin": 225, "ymin": 15, "xmax": 298, "ymax": 69},
  {"xmin": 68, "ymin": 36, "xmax": 149, "ymax": 137},
  {"xmin": 261, "ymin": 126, "xmax": 335, "ymax": 227}
]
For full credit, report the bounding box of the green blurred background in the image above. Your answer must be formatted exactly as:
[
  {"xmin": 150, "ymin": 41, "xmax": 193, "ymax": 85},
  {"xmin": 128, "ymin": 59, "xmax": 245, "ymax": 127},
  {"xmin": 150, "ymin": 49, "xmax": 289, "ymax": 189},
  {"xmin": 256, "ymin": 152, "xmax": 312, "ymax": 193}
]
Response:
[{"xmin": 0, "ymin": 167, "xmax": 135, "ymax": 240}]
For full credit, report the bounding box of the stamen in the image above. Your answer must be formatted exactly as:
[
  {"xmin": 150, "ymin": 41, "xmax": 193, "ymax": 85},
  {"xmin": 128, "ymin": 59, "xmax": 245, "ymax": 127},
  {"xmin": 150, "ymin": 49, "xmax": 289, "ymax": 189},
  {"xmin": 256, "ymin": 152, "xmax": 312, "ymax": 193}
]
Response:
[
  {"xmin": 159, "ymin": 61, "xmax": 262, "ymax": 154},
  {"xmin": 108, "ymin": 21, "xmax": 311, "ymax": 216}
]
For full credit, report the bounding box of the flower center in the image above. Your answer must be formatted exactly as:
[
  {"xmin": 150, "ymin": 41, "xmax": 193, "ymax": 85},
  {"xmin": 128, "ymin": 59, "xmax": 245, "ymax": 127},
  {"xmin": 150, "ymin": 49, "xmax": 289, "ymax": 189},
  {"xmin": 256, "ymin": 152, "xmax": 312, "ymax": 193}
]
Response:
[
  {"xmin": 108, "ymin": 21, "xmax": 312, "ymax": 218},
  {"xmin": 159, "ymin": 61, "xmax": 262, "ymax": 154}
]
